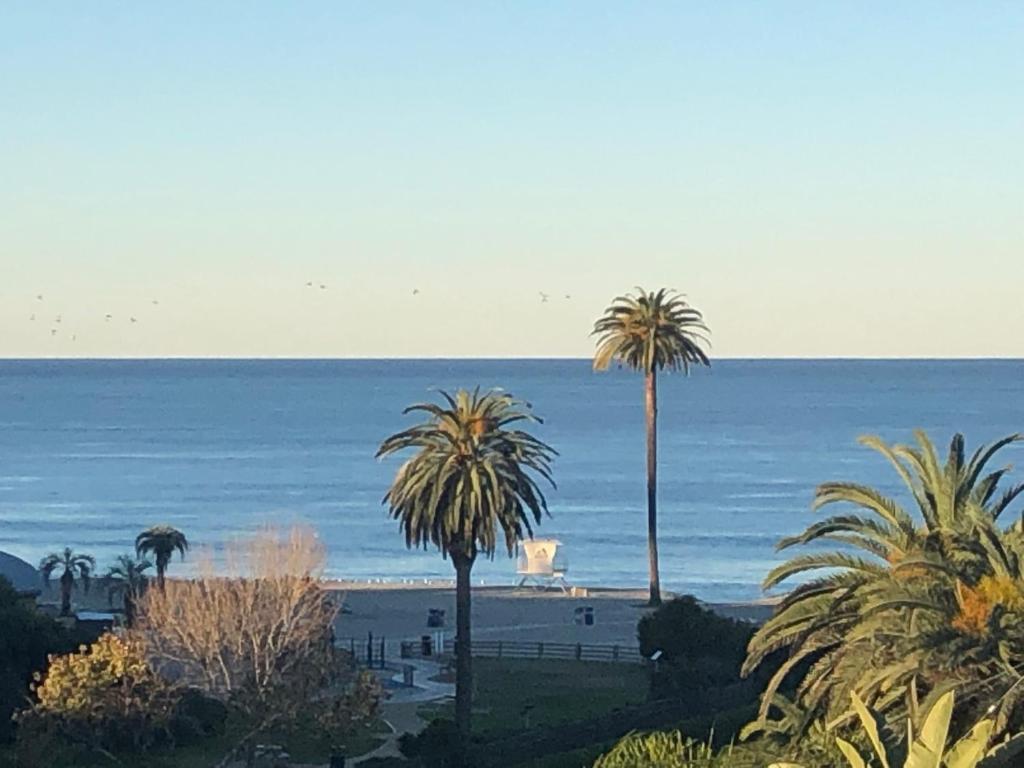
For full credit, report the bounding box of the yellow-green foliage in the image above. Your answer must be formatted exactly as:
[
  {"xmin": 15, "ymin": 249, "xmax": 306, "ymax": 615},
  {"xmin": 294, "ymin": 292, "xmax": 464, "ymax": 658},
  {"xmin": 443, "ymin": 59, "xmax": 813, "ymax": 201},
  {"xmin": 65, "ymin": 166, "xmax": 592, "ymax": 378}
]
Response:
[
  {"xmin": 591, "ymin": 731, "xmax": 723, "ymax": 768},
  {"xmin": 32, "ymin": 633, "xmax": 153, "ymax": 716},
  {"xmin": 771, "ymin": 691, "xmax": 1024, "ymax": 768},
  {"xmin": 17, "ymin": 631, "xmax": 179, "ymax": 752}
]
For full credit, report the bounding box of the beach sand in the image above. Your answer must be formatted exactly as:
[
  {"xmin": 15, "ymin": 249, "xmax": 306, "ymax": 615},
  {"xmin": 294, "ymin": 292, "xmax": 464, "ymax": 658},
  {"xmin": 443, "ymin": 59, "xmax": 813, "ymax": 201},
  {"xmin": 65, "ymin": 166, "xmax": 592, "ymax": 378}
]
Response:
[
  {"xmin": 36, "ymin": 580, "xmax": 777, "ymax": 648},
  {"xmin": 327, "ymin": 582, "xmax": 777, "ymax": 649}
]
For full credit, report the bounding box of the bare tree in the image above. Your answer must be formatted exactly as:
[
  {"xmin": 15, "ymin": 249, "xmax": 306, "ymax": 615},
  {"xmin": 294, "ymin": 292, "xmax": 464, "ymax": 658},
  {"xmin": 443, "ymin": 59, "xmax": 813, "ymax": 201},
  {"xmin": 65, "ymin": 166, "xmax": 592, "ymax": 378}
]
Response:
[{"xmin": 136, "ymin": 526, "xmax": 348, "ymax": 766}]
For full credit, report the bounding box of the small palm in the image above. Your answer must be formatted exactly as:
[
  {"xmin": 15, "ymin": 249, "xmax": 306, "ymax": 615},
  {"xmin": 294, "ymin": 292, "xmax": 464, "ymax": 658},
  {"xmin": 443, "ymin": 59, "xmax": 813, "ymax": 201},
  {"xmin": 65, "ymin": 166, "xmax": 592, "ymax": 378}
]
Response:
[
  {"xmin": 135, "ymin": 525, "xmax": 188, "ymax": 591},
  {"xmin": 39, "ymin": 547, "xmax": 95, "ymax": 617}
]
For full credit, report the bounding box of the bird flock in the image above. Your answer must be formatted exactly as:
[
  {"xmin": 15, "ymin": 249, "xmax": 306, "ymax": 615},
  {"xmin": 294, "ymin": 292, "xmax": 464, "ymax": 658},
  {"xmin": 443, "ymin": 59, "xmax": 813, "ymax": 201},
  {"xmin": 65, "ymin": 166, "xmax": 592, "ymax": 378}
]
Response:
[
  {"xmin": 26, "ymin": 280, "xmax": 576, "ymax": 346},
  {"xmin": 27, "ymin": 293, "xmax": 158, "ymax": 344}
]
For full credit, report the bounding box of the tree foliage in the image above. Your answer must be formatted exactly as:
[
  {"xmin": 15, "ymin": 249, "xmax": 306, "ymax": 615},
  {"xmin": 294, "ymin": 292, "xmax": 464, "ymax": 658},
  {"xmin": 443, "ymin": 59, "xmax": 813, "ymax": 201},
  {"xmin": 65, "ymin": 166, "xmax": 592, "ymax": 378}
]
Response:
[
  {"xmin": 743, "ymin": 431, "xmax": 1024, "ymax": 746},
  {"xmin": 135, "ymin": 525, "xmax": 188, "ymax": 591},
  {"xmin": 15, "ymin": 632, "xmax": 180, "ymax": 754},
  {"xmin": 377, "ymin": 388, "xmax": 556, "ymax": 561},
  {"xmin": 592, "ymin": 287, "xmax": 710, "ymax": 375}
]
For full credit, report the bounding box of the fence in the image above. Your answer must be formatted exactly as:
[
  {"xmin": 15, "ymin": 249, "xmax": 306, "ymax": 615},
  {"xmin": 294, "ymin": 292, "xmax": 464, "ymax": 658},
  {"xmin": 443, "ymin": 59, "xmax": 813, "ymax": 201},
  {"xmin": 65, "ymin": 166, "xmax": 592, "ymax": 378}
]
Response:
[{"xmin": 400, "ymin": 638, "xmax": 643, "ymax": 664}]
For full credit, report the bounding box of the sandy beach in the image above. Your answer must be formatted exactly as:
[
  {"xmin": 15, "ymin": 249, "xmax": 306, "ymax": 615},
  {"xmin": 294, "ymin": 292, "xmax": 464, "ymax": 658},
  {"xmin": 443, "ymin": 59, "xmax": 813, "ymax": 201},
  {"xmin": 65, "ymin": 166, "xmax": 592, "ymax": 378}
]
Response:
[
  {"xmin": 36, "ymin": 579, "xmax": 777, "ymax": 651},
  {"xmin": 326, "ymin": 582, "xmax": 777, "ymax": 649}
]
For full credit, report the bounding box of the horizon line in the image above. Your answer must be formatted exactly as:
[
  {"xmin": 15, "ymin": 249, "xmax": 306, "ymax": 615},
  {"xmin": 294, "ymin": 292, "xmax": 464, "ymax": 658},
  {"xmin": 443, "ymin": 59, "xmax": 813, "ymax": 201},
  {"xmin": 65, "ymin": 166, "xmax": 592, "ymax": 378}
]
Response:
[{"xmin": 2, "ymin": 355, "xmax": 1023, "ymax": 363}]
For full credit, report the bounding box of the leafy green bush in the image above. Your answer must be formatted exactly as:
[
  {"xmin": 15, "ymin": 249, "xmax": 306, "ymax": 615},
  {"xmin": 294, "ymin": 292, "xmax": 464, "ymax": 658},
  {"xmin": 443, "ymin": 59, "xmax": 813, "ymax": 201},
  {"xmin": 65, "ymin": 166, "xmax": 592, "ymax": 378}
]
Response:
[
  {"xmin": 0, "ymin": 576, "xmax": 97, "ymax": 743},
  {"xmin": 14, "ymin": 632, "xmax": 182, "ymax": 754},
  {"xmin": 399, "ymin": 718, "xmax": 463, "ymax": 767},
  {"xmin": 638, "ymin": 596, "xmax": 761, "ymax": 704}
]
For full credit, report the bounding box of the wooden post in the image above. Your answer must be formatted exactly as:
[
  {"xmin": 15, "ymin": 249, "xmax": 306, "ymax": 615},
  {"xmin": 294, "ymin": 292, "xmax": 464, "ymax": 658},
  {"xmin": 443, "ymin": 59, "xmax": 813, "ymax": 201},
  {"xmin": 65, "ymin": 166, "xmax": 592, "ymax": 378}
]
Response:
[
  {"xmin": 538, "ymin": 642, "xmax": 544, "ymax": 659},
  {"xmin": 613, "ymin": 645, "xmax": 619, "ymax": 662},
  {"xmin": 575, "ymin": 643, "xmax": 582, "ymax": 660}
]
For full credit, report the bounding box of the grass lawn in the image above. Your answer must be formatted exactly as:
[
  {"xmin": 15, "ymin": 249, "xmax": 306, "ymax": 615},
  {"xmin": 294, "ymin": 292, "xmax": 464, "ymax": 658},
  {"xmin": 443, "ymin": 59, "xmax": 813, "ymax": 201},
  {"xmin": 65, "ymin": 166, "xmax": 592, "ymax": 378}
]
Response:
[
  {"xmin": 420, "ymin": 658, "xmax": 649, "ymax": 738},
  {"xmin": 0, "ymin": 716, "xmax": 390, "ymax": 768}
]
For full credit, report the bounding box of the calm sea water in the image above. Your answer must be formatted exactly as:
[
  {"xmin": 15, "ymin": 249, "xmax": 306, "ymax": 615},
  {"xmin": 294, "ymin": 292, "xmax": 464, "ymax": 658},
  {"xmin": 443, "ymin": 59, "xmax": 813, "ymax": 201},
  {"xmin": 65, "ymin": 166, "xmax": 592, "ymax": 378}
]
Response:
[{"xmin": 1, "ymin": 359, "xmax": 1022, "ymax": 602}]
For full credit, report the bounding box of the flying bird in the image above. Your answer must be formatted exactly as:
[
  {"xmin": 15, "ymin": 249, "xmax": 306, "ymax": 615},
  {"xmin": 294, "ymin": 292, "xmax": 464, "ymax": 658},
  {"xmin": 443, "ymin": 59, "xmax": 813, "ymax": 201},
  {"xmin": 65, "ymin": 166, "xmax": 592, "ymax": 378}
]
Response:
[
  {"xmin": 50, "ymin": 329, "xmax": 57, "ymax": 336},
  {"xmin": 105, "ymin": 314, "xmax": 113, "ymax": 321},
  {"xmin": 539, "ymin": 292, "xmax": 549, "ymax": 303},
  {"xmin": 412, "ymin": 288, "xmax": 420, "ymax": 295},
  {"xmin": 319, "ymin": 284, "xmax": 327, "ymax": 290},
  {"xmin": 29, "ymin": 314, "xmax": 35, "ymax": 321},
  {"xmin": 151, "ymin": 300, "xmax": 159, "ymax": 306},
  {"xmin": 36, "ymin": 295, "xmax": 43, "ymax": 301},
  {"xmin": 55, "ymin": 315, "xmax": 61, "ymax": 323},
  {"xmin": 564, "ymin": 294, "xmax": 571, "ymax": 300},
  {"xmin": 130, "ymin": 317, "xmax": 137, "ymax": 324}
]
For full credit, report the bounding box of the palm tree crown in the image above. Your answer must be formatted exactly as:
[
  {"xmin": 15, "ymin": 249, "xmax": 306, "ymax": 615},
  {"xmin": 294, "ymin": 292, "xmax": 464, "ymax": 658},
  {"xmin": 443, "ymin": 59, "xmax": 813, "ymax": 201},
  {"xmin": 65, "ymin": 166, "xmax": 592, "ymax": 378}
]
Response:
[
  {"xmin": 106, "ymin": 554, "xmax": 152, "ymax": 627},
  {"xmin": 592, "ymin": 287, "xmax": 710, "ymax": 375},
  {"xmin": 135, "ymin": 525, "xmax": 189, "ymax": 590},
  {"xmin": 39, "ymin": 547, "xmax": 95, "ymax": 616},
  {"xmin": 377, "ymin": 388, "xmax": 557, "ymax": 560},
  {"xmin": 743, "ymin": 431, "xmax": 1024, "ymax": 739},
  {"xmin": 378, "ymin": 388, "xmax": 556, "ymax": 746}
]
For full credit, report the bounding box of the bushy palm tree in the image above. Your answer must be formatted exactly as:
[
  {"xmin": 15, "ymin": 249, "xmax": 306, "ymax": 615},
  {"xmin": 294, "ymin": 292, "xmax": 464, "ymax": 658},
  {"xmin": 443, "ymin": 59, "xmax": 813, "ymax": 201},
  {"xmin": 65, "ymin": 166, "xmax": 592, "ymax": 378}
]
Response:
[
  {"xmin": 106, "ymin": 554, "xmax": 152, "ymax": 627},
  {"xmin": 377, "ymin": 389, "xmax": 556, "ymax": 746},
  {"xmin": 135, "ymin": 526, "xmax": 188, "ymax": 592},
  {"xmin": 592, "ymin": 287, "xmax": 710, "ymax": 605},
  {"xmin": 743, "ymin": 431, "xmax": 1024, "ymax": 740},
  {"xmin": 39, "ymin": 547, "xmax": 95, "ymax": 617}
]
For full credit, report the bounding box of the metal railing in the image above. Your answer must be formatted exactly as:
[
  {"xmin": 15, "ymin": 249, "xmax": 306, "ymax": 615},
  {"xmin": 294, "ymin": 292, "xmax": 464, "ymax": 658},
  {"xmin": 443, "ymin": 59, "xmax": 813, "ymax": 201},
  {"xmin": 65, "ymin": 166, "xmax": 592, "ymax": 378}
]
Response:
[{"xmin": 400, "ymin": 638, "xmax": 642, "ymax": 663}]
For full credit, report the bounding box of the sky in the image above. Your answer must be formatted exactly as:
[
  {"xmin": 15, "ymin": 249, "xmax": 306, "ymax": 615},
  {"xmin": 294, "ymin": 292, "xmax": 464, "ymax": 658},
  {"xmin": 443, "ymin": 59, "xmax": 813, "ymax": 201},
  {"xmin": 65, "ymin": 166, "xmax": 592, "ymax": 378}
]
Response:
[{"xmin": 2, "ymin": 2, "xmax": 1022, "ymax": 359}]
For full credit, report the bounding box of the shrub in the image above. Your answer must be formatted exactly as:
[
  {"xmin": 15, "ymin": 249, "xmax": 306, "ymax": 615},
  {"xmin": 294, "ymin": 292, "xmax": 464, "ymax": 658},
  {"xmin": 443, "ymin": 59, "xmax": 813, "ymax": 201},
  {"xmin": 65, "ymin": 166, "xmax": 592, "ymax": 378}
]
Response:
[
  {"xmin": 15, "ymin": 632, "xmax": 181, "ymax": 754},
  {"xmin": 638, "ymin": 596, "xmax": 757, "ymax": 701},
  {"xmin": 0, "ymin": 576, "xmax": 96, "ymax": 743},
  {"xmin": 399, "ymin": 718, "xmax": 463, "ymax": 767},
  {"xmin": 592, "ymin": 731, "xmax": 749, "ymax": 768}
]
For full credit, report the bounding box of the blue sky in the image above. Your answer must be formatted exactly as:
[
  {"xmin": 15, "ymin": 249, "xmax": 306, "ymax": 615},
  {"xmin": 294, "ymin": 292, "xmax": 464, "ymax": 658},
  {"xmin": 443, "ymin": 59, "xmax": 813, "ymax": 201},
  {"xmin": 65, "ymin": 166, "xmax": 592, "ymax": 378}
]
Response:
[{"xmin": 2, "ymin": 2, "xmax": 1022, "ymax": 357}]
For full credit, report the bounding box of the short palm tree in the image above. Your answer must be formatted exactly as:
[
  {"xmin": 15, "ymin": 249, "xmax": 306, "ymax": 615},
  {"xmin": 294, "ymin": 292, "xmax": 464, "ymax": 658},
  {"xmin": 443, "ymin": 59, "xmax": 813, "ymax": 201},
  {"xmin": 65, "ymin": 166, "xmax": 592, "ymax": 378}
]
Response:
[
  {"xmin": 743, "ymin": 431, "xmax": 1024, "ymax": 739},
  {"xmin": 39, "ymin": 547, "xmax": 96, "ymax": 617},
  {"xmin": 106, "ymin": 554, "xmax": 152, "ymax": 627},
  {"xmin": 377, "ymin": 389, "xmax": 556, "ymax": 746},
  {"xmin": 135, "ymin": 525, "xmax": 189, "ymax": 592},
  {"xmin": 592, "ymin": 287, "xmax": 710, "ymax": 605}
]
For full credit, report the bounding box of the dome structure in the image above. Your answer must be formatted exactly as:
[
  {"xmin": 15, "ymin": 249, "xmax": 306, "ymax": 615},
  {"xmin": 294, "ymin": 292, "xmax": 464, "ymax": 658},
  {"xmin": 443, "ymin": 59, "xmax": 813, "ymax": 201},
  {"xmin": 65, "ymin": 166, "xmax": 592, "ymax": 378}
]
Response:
[{"xmin": 0, "ymin": 550, "xmax": 41, "ymax": 595}]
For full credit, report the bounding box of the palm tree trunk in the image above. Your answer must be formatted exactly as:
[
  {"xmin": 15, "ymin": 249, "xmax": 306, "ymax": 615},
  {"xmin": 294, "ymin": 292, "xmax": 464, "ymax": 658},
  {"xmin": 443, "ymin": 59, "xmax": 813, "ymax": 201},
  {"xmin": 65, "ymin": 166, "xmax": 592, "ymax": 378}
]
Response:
[
  {"xmin": 156, "ymin": 563, "xmax": 166, "ymax": 593},
  {"xmin": 645, "ymin": 368, "xmax": 661, "ymax": 606},
  {"xmin": 60, "ymin": 572, "xmax": 73, "ymax": 617},
  {"xmin": 453, "ymin": 551, "xmax": 475, "ymax": 755}
]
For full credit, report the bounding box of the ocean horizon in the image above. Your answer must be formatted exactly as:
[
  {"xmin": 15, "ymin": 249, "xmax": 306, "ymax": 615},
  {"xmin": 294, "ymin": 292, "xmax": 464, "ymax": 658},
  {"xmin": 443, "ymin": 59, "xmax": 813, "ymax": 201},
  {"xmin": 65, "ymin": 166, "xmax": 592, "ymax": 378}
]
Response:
[{"xmin": 2, "ymin": 357, "xmax": 1022, "ymax": 602}]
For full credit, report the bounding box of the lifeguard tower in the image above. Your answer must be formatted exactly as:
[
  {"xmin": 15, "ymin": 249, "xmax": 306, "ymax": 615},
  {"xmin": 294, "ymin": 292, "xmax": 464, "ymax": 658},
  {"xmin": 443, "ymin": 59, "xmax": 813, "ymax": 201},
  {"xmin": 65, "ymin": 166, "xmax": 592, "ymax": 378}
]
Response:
[{"xmin": 516, "ymin": 538, "xmax": 571, "ymax": 593}]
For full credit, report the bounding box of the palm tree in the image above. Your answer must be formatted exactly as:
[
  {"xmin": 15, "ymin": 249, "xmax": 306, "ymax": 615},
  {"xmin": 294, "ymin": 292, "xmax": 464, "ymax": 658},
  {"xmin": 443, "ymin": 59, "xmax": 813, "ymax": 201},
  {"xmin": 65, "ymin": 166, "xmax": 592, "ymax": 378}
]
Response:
[
  {"xmin": 377, "ymin": 389, "xmax": 556, "ymax": 747},
  {"xmin": 592, "ymin": 287, "xmax": 710, "ymax": 605},
  {"xmin": 106, "ymin": 554, "xmax": 152, "ymax": 627},
  {"xmin": 39, "ymin": 547, "xmax": 96, "ymax": 617},
  {"xmin": 742, "ymin": 431, "xmax": 1024, "ymax": 739},
  {"xmin": 135, "ymin": 525, "xmax": 189, "ymax": 592}
]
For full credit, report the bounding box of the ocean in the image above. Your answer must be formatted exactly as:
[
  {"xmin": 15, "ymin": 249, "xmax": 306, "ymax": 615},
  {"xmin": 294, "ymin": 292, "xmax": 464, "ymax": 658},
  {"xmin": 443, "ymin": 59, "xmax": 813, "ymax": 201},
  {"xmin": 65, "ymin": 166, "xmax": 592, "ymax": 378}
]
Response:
[{"xmin": 1, "ymin": 359, "xmax": 1022, "ymax": 602}]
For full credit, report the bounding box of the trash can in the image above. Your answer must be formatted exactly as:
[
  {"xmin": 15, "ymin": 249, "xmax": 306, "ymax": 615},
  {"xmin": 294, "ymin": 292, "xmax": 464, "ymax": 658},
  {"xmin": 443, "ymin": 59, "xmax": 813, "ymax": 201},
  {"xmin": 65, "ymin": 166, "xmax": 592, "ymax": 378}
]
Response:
[
  {"xmin": 421, "ymin": 634, "xmax": 433, "ymax": 656},
  {"xmin": 574, "ymin": 606, "xmax": 595, "ymax": 625},
  {"xmin": 403, "ymin": 664, "xmax": 415, "ymax": 687}
]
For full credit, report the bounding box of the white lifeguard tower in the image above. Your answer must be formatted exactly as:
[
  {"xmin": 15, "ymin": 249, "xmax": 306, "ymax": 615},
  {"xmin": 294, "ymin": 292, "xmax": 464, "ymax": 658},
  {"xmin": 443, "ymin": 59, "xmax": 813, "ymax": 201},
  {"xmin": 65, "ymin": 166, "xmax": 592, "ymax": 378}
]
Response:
[{"xmin": 516, "ymin": 538, "xmax": 571, "ymax": 593}]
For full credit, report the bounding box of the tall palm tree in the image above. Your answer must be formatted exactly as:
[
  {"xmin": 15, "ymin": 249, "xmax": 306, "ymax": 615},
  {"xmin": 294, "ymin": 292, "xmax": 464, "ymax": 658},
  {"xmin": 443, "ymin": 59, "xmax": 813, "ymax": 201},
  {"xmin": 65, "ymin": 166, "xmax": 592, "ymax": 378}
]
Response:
[
  {"xmin": 106, "ymin": 554, "xmax": 152, "ymax": 627},
  {"xmin": 135, "ymin": 525, "xmax": 189, "ymax": 592},
  {"xmin": 592, "ymin": 287, "xmax": 710, "ymax": 605},
  {"xmin": 742, "ymin": 431, "xmax": 1024, "ymax": 739},
  {"xmin": 377, "ymin": 389, "xmax": 556, "ymax": 747},
  {"xmin": 39, "ymin": 547, "xmax": 95, "ymax": 617}
]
